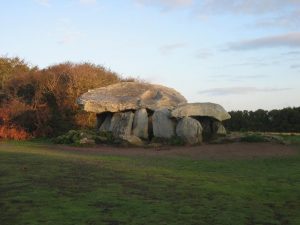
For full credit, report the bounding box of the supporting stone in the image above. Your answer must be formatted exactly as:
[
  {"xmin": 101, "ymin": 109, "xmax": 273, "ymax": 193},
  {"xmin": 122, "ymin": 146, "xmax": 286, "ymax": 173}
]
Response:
[
  {"xmin": 212, "ymin": 121, "xmax": 227, "ymax": 136},
  {"xmin": 132, "ymin": 109, "xmax": 149, "ymax": 140},
  {"xmin": 176, "ymin": 117, "xmax": 203, "ymax": 145},
  {"xmin": 152, "ymin": 108, "xmax": 176, "ymax": 139},
  {"xmin": 122, "ymin": 135, "xmax": 144, "ymax": 146},
  {"xmin": 99, "ymin": 113, "xmax": 112, "ymax": 132},
  {"xmin": 109, "ymin": 111, "xmax": 134, "ymax": 138}
]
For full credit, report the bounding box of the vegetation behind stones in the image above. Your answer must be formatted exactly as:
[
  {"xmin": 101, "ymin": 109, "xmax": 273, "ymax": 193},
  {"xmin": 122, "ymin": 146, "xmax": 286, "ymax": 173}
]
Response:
[{"xmin": 0, "ymin": 56, "xmax": 131, "ymax": 139}]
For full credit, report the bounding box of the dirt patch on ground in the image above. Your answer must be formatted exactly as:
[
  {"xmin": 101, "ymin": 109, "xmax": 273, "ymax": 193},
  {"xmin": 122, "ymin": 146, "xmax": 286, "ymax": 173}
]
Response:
[{"xmin": 55, "ymin": 143, "xmax": 298, "ymax": 160}]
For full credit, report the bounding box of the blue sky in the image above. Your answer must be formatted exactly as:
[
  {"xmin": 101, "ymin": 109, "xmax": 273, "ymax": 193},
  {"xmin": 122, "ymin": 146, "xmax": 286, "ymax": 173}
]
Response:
[{"xmin": 0, "ymin": 0, "xmax": 299, "ymax": 110}]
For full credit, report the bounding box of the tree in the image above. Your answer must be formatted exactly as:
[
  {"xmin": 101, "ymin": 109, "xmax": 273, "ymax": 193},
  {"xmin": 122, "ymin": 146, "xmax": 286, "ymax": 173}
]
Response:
[
  {"xmin": 0, "ymin": 56, "xmax": 33, "ymax": 90},
  {"xmin": 226, "ymin": 107, "xmax": 300, "ymax": 132}
]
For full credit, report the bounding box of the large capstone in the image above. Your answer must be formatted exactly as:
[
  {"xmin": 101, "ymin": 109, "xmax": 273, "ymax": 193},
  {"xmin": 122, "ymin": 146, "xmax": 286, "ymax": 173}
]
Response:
[
  {"xmin": 171, "ymin": 103, "xmax": 231, "ymax": 121},
  {"xmin": 77, "ymin": 82, "xmax": 187, "ymax": 114},
  {"xmin": 132, "ymin": 109, "xmax": 148, "ymax": 139},
  {"xmin": 109, "ymin": 111, "xmax": 134, "ymax": 138},
  {"xmin": 152, "ymin": 108, "xmax": 175, "ymax": 139},
  {"xmin": 176, "ymin": 117, "xmax": 203, "ymax": 145}
]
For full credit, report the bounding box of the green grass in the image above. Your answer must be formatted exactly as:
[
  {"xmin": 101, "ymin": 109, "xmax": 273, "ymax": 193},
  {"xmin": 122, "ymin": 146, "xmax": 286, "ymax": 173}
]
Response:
[
  {"xmin": 281, "ymin": 134, "xmax": 300, "ymax": 145},
  {"xmin": 240, "ymin": 134, "xmax": 267, "ymax": 143},
  {"xmin": 0, "ymin": 141, "xmax": 300, "ymax": 225}
]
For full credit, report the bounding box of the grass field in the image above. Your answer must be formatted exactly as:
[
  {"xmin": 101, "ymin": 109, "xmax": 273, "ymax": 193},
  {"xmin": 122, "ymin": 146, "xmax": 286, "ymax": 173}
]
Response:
[{"xmin": 0, "ymin": 140, "xmax": 300, "ymax": 225}]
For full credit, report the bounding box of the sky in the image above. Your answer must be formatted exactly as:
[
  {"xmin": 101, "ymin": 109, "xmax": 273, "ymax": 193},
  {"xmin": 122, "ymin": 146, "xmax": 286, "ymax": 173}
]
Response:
[{"xmin": 0, "ymin": 0, "xmax": 299, "ymax": 111}]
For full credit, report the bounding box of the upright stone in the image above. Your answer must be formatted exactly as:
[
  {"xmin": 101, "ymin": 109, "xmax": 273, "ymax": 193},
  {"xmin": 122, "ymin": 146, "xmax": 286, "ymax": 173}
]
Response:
[
  {"xmin": 123, "ymin": 135, "xmax": 144, "ymax": 146},
  {"xmin": 109, "ymin": 112, "xmax": 134, "ymax": 138},
  {"xmin": 152, "ymin": 108, "xmax": 175, "ymax": 139},
  {"xmin": 212, "ymin": 121, "xmax": 227, "ymax": 136},
  {"xmin": 132, "ymin": 109, "xmax": 148, "ymax": 139},
  {"xmin": 99, "ymin": 114, "xmax": 112, "ymax": 132},
  {"xmin": 176, "ymin": 117, "xmax": 203, "ymax": 144}
]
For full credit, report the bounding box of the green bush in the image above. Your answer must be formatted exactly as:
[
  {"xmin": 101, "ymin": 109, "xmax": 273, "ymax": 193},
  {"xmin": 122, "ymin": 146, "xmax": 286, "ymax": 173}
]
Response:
[
  {"xmin": 151, "ymin": 136, "xmax": 185, "ymax": 146},
  {"xmin": 53, "ymin": 130, "xmax": 97, "ymax": 145},
  {"xmin": 95, "ymin": 131, "xmax": 115, "ymax": 144},
  {"xmin": 240, "ymin": 133, "xmax": 287, "ymax": 144},
  {"xmin": 53, "ymin": 130, "xmax": 118, "ymax": 146}
]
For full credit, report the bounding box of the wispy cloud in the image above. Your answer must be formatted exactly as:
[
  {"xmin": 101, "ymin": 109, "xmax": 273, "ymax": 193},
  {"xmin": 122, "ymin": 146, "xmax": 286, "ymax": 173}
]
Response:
[
  {"xmin": 137, "ymin": 0, "xmax": 300, "ymax": 13},
  {"xmin": 282, "ymin": 51, "xmax": 300, "ymax": 56},
  {"xmin": 198, "ymin": 0, "xmax": 300, "ymax": 15},
  {"xmin": 206, "ymin": 74, "xmax": 268, "ymax": 83},
  {"xmin": 223, "ymin": 62, "xmax": 271, "ymax": 67},
  {"xmin": 55, "ymin": 18, "xmax": 82, "ymax": 45},
  {"xmin": 254, "ymin": 10, "xmax": 300, "ymax": 28},
  {"xmin": 200, "ymin": 1, "xmax": 300, "ymax": 28},
  {"xmin": 57, "ymin": 31, "xmax": 82, "ymax": 45},
  {"xmin": 136, "ymin": 0, "xmax": 300, "ymax": 28},
  {"xmin": 211, "ymin": 74, "xmax": 267, "ymax": 81},
  {"xmin": 35, "ymin": 0, "xmax": 98, "ymax": 7},
  {"xmin": 136, "ymin": 0, "xmax": 193, "ymax": 9},
  {"xmin": 227, "ymin": 32, "xmax": 300, "ymax": 51},
  {"xmin": 290, "ymin": 64, "xmax": 300, "ymax": 69},
  {"xmin": 195, "ymin": 48, "xmax": 213, "ymax": 59},
  {"xmin": 35, "ymin": 0, "xmax": 50, "ymax": 7},
  {"xmin": 159, "ymin": 43, "xmax": 186, "ymax": 55},
  {"xmin": 199, "ymin": 86, "xmax": 291, "ymax": 96},
  {"xmin": 79, "ymin": 0, "xmax": 97, "ymax": 5}
]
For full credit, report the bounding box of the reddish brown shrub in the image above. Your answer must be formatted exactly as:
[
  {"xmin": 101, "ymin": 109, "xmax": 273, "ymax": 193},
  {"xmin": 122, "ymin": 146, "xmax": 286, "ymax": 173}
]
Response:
[
  {"xmin": 0, "ymin": 125, "xmax": 31, "ymax": 140},
  {"xmin": 0, "ymin": 57, "xmax": 126, "ymax": 138},
  {"xmin": 74, "ymin": 111, "xmax": 97, "ymax": 128}
]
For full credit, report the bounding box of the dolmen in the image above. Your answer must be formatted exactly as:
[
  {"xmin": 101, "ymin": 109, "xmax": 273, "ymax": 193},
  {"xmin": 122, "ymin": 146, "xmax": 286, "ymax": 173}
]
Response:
[{"xmin": 77, "ymin": 82, "xmax": 231, "ymax": 145}]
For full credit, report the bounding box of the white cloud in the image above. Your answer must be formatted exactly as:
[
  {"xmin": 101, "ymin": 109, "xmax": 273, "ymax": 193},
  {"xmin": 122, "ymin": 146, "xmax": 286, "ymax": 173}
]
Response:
[
  {"xmin": 227, "ymin": 32, "xmax": 300, "ymax": 51},
  {"xmin": 254, "ymin": 10, "xmax": 300, "ymax": 28},
  {"xmin": 79, "ymin": 0, "xmax": 97, "ymax": 5},
  {"xmin": 208, "ymin": 74, "xmax": 268, "ymax": 82},
  {"xmin": 35, "ymin": 0, "xmax": 98, "ymax": 7},
  {"xmin": 57, "ymin": 31, "xmax": 82, "ymax": 45},
  {"xmin": 159, "ymin": 43, "xmax": 186, "ymax": 54},
  {"xmin": 282, "ymin": 51, "xmax": 300, "ymax": 56},
  {"xmin": 202, "ymin": 0, "xmax": 299, "ymax": 14},
  {"xmin": 135, "ymin": 0, "xmax": 193, "ymax": 9},
  {"xmin": 136, "ymin": 0, "xmax": 300, "ymax": 14},
  {"xmin": 136, "ymin": 0, "xmax": 300, "ymax": 27},
  {"xmin": 55, "ymin": 18, "xmax": 82, "ymax": 45},
  {"xmin": 35, "ymin": 0, "xmax": 50, "ymax": 7},
  {"xmin": 195, "ymin": 48, "xmax": 213, "ymax": 59},
  {"xmin": 199, "ymin": 86, "xmax": 291, "ymax": 96},
  {"xmin": 199, "ymin": 1, "xmax": 300, "ymax": 28},
  {"xmin": 290, "ymin": 64, "xmax": 300, "ymax": 69}
]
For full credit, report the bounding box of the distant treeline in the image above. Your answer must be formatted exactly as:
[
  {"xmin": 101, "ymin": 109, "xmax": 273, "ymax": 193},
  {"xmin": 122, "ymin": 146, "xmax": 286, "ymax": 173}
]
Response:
[
  {"xmin": 0, "ymin": 56, "xmax": 136, "ymax": 139},
  {"xmin": 224, "ymin": 108, "xmax": 300, "ymax": 132}
]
